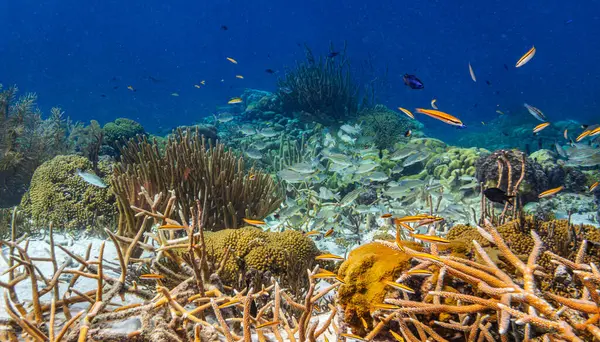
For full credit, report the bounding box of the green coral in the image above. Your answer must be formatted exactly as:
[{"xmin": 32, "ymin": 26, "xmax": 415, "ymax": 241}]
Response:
[
  {"xmin": 358, "ymin": 105, "xmax": 422, "ymax": 150},
  {"xmin": 20, "ymin": 155, "xmax": 116, "ymax": 230},
  {"xmin": 103, "ymin": 118, "xmax": 145, "ymax": 148},
  {"xmin": 425, "ymin": 146, "xmax": 487, "ymax": 189}
]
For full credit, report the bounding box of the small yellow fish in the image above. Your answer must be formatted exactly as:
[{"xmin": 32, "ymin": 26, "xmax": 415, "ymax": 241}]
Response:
[
  {"xmin": 396, "ymin": 221, "xmax": 415, "ymax": 232},
  {"xmin": 410, "ymin": 233, "xmax": 450, "ymax": 244},
  {"xmin": 412, "ymin": 253, "xmax": 443, "ymax": 262},
  {"xmin": 496, "ymin": 110, "xmax": 505, "ymax": 115},
  {"xmin": 194, "ymin": 84, "xmax": 201, "ymax": 89},
  {"xmin": 415, "ymin": 108, "xmax": 464, "ymax": 127},
  {"xmin": 390, "ymin": 330, "xmax": 405, "ymax": 342},
  {"xmin": 127, "ymin": 85, "xmax": 135, "ymax": 92},
  {"xmin": 324, "ymin": 228, "xmax": 334, "ymax": 237},
  {"xmin": 431, "ymin": 99, "xmax": 439, "ymax": 109},
  {"xmin": 140, "ymin": 274, "xmax": 164, "ymax": 280},
  {"xmin": 516, "ymin": 46, "xmax": 536, "ymax": 68},
  {"xmin": 248, "ymin": 174, "xmax": 256, "ymax": 180},
  {"xmin": 256, "ymin": 321, "xmax": 280, "ymax": 329},
  {"xmin": 589, "ymin": 181, "xmax": 599, "ymax": 192},
  {"xmin": 372, "ymin": 303, "xmax": 401, "ymax": 311},
  {"xmin": 315, "ymin": 253, "xmax": 345, "ymax": 261},
  {"xmin": 235, "ymin": 75, "xmax": 244, "ymax": 79},
  {"xmin": 468, "ymin": 62, "xmax": 476, "ymax": 82},
  {"xmin": 242, "ymin": 218, "xmax": 265, "ymax": 226},
  {"xmin": 407, "ymin": 269, "xmax": 433, "ymax": 276},
  {"xmin": 381, "ymin": 213, "xmax": 393, "ymax": 218},
  {"xmin": 200, "ymin": 80, "xmax": 206, "ymax": 85},
  {"xmin": 398, "ymin": 107, "xmax": 414, "ymax": 119},
  {"xmin": 576, "ymin": 130, "xmax": 592, "ymax": 142},
  {"xmin": 226, "ymin": 57, "xmax": 238, "ymax": 64},
  {"xmin": 158, "ymin": 224, "xmax": 187, "ymax": 230},
  {"xmin": 538, "ymin": 186, "xmax": 564, "ymax": 198},
  {"xmin": 384, "ymin": 280, "xmax": 415, "ymax": 293},
  {"xmin": 481, "ymin": 121, "xmax": 486, "ymax": 126},
  {"xmin": 303, "ymin": 230, "xmax": 320, "ymax": 237},
  {"xmin": 340, "ymin": 333, "xmax": 367, "ymax": 341},
  {"xmin": 395, "ymin": 214, "xmax": 437, "ymax": 223},
  {"xmin": 564, "ymin": 129, "xmax": 569, "ymax": 140},
  {"xmin": 228, "ymin": 97, "xmax": 243, "ymax": 104},
  {"xmin": 171, "ymin": 92, "xmax": 179, "ymax": 97},
  {"xmin": 312, "ymin": 273, "xmax": 338, "ymax": 280},
  {"xmin": 360, "ymin": 317, "xmax": 369, "ymax": 330},
  {"xmin": 218, "ymin": 299, "xmax": 241, "ymax": 309},
  {"xmin": 533, "ymin": 122, "xmax": 550, "ymax": 134},
  {"xmin": 590, "ymin": 126, "xmax": 600, "ymax": 137}
]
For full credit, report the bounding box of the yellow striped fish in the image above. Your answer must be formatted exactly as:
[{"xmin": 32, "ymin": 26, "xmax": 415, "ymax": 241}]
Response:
[
  {"xmin": 589, "ymin": 181, "xmax": 599, "ymax": 192},
  {"xmin": 384, "ymin": 280, "xmax": 415, "ymax": 293},
  {"xmin": 398, "ymin": 107, "xmax": 414, "ymax": 119},
  {"xmin": 226, "ymin": 57, "xmax": 238, "ymax": 64},
  {"xmin": 140, "ymin": 274, "xmax": 164, "ymax": 280},
  {"xmin": 538, "ymin": 186, "xmax": 564, "ymax": 198},
  {"xmin": 533, "ymin": 122, "xmax": 550, "ymax": 134},
  {"xmin": 415, "ymin": 108, "xmax": 465, "ymax": 128},
  {"xmin": 516, "ymin": 46, "xmax": 536, "ymax": 68},
  {"xmin": 228, "ymin": 97, "xmax": 243, "ymax": 104},
  {"xmin": 158, "ymin": 224, "xmax": 186, "ymax": 230},
  {"xmin": 410, "ymin": 233, "xmax": 450, "ymax": 244},
  {"xmin": 315, "ymin": 253, "xmax": 345, "ymax": 261}
]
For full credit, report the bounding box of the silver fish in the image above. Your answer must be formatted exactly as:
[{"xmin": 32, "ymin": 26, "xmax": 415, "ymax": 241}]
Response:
[
  {"xmin": 245, "ymin": 148, "xmax": 263, "ymax": 160},
  {"xmin": 277, "ymin": 169, "xmax": 307, "ymax": 183},
  {"xmin": 289, "ymin": 162, "xmax": 316, "ymax": 174},
  {"xmin": 340, "ymin": 124, "xmax": 361, "ymax": 135},
  {"xmin": 524, "ymin": 103, "xmax": 547, "ymax": 122},
  {"xmin": 390, "ymin": 148, "xmax": 416, "ymax": 161},
  {"xmin": 318, "ymin": 187, "xmax": 340, "ymax": 200},
  {"xmin": 337, "ymin": 131, "xmax": 356, "ymax": 144},
  {"xmin": 327, "ymin": 154, "xmax": 353, "ymax": 166},
  {"xmin": 76, "ymin": 169, "xmax": 107, "ymax": 188},
  {"xmin": 340, "ymin": 188, "xmax": 364, "ymax": 207},
  {"xmin": 259, "ymin": 127, "xmax": 280, "ymax": 138},
  {"xmin": 215, "ymin": 112, "xmax": 234, "ymax": 123},
  {"xmin": 355, "ymin": 162, "xmax": 378, "ymax": 174},
  {"xmin": 239, "ymin": 125, "xmax": 257, "ymax": 136},
  {"xmin": 555, "ymin": 142, "xmax": 567, "ymax": 159},
  {"xmin": 366, "ymin": 171, "xmax": 389, "ymax": 182},
  {"xmin": 403, "ymin": 152, "xmax": 430, "ymax": 167},
  {"xmin": 251, "ymin": 141, "xmax": 268, "ymax": 150}
]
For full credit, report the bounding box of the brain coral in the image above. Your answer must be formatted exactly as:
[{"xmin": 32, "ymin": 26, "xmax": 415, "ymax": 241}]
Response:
[
  {"xmin": 426, "ymin": 146, "xmax": 487, "ymax": 188},
  {"xmin": 203, "ymin": 227, "xmax": 320, "ymax": 287},
  {"xmin": 103, "ymin": 118, "xmax": 145, "ymax": 147},
  {"xmin": 358, "ymin": 105, "xmax": 423, "ymax": 150},
  {"xmin": 337, "ymin": 241, "xmax": 413, "ymax": 336},
  {"xmin": 20, "ymin": 155, "xmax": 116, "ymax": 230}
]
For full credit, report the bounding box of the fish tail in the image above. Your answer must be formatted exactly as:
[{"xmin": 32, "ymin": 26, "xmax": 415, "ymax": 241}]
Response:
[{"xmin": 506, "ymin": 196, "xmax": 515, "ymax": 206}]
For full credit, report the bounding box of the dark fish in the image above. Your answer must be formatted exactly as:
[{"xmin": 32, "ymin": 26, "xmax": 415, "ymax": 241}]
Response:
[
  {"xmin": 503, "ymin": 64, "xmax": 509, "ymax": 71},
  {"xmin": 404, "ymin": 130, "xmax": 412, "ymax": 137},
  {"xmin": 485, "ymin": 80, "xmax": 491, "ymax": 85},
  {"xmin": 250, "ymin": 297, "xmax": 257, "ymax": 317},
  {"xmin": 100, "ymin": 94, "xmax": 107, "ymax": 98},
  {"xmin": 484, "ymin": 188, "xmax": 514, "ymax": 205},
  {"xmin": 113, "ymin": 86, "xmax": 119, "ymax": 90},
  {"xmin": 221, "ymin": 25, "xmax": 228, "ymax": 30},
  {"xmin": 328, "ymin": 52, "xmax": 340, "ymax": 58},
  {"xmin": 265, "ymin": 69, "xmax": 275, "ymax": 74},
  {"xmin": 403, "ymin": 74, "xmax": 424, "ymax": 89}
]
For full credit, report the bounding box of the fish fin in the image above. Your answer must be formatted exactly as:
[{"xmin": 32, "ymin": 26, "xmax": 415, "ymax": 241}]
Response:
[{"xmin": 506, "ymin": 196, "xmax": 515, "ymax": 206}]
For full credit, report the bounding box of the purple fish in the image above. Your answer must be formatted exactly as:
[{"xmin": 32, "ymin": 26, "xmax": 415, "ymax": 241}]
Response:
[{"xmin": 403, "ymin": 74, "xmax": 424, "ymax": 89}]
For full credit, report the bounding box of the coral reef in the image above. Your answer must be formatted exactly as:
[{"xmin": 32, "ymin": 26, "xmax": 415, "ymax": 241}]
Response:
[
  {"xmin": 337, "ymin": 241, "xmax": 414, "ymax": 335},
  {"xmin": 357, "ymin": 104, "xmax": 422, "ymax": 150},
  {"xmin": 196, "ymin": 227, "xmax": 320, "ymax": 292},
  {"xmin": 19, "ymin": 155, "xmax": 116, "ymax": 230},
  {"xmin": 102, "ymin": 118, "xmax": 145, "ymax": 149},
  {"xmin": 277, "ymin": 44, "xmax": 360, "ymax": 125},
  {"xmin": 0, "ymin": 191, "xmax": 338, "ymax": 342},
  {"xmin": 112, "ymin": 127, "xmax": 282, "ymax": 238},
  {"xmin": 530, "ymin": 149, "xmax": 587, "ymax": 191},
  {"xmin": 475, "ymin": 149, "xmax": 547, "ymax": 204},
  {"xmin": 0, "ymin": 86, "xmax": 70, "ymax": 207},
  {"xmin": 426, "ymin": 146, "xmax": 486, "ymax": 190}
]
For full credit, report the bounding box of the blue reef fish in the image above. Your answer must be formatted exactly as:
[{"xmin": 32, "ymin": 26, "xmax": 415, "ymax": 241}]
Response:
[
  {"xmin": 76, "ymin": 169, "xmax": 107, "ymax": 188},
  {"xmin": 403, "ymin": 74, "xmax": 424, "ymax": 89}
]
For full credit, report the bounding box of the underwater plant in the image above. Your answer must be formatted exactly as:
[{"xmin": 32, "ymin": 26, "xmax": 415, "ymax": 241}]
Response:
[
  {"xmin": 112, "ymin": 127, "xmax": 282, "ymax": 238},
  {"xmin": 277, "ymin": 43, "xmax": 360, "ymax": 125},
  {"xmin": 358, "ymin": 104, "xmax": 421, "ymax": 150},
  {"xmin": 0, "ymin": 85, "xmax": 70, "ymax": 207}
]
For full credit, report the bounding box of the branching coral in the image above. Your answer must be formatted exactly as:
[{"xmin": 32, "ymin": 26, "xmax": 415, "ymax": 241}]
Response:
[
  {"xmin": 350, "ymin": 222, "xmax": 600, "ymax": 341},
  {"xmin": 278, "ymin": 43, "xmax": 360, "ymax": 125},
  {"xmin": 0, "ymin": 190, "xmax": 338, "ymax": 342},
  {"xmin": 112, "ymin": 127, "xmax": 282, "ymax": 238}
]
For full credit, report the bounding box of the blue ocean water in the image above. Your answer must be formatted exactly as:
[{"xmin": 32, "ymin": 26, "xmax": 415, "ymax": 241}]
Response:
[{"xmin": 1, "ymin": 0, "xmax": 598, "ymax": 137}]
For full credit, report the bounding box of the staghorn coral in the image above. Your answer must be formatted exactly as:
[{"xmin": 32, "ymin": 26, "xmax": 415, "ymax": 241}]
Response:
[
  {"xmin": 112, "ymin": 127, "xmax": 282, "ymax": 238},
  {"xmin": 357, "ymin": 104, "xmax": 422, "ymax": 150},
  {"xmin": 357, "ymin": 221, "xmax": 600, "ymax": 341},
  {"xmin": 0, "ymin": 191, "xmax": 338, "ymax": 342},
  {"xmin": 19, "ymin": 155, "xmax": 116, "ymax": 231},
  {"xmin": 277, "ymin": 43, "xmax": 360, "ymax": 125}
]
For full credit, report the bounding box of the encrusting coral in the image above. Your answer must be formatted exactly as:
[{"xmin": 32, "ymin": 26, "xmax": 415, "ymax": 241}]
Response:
[
  {"xmin": 19, "ymin": 154, "xmax": 116, "ymax": 230},
  {"xmin": 111, "ymin": 127, "xmax": 282, "ymax": 238}
]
